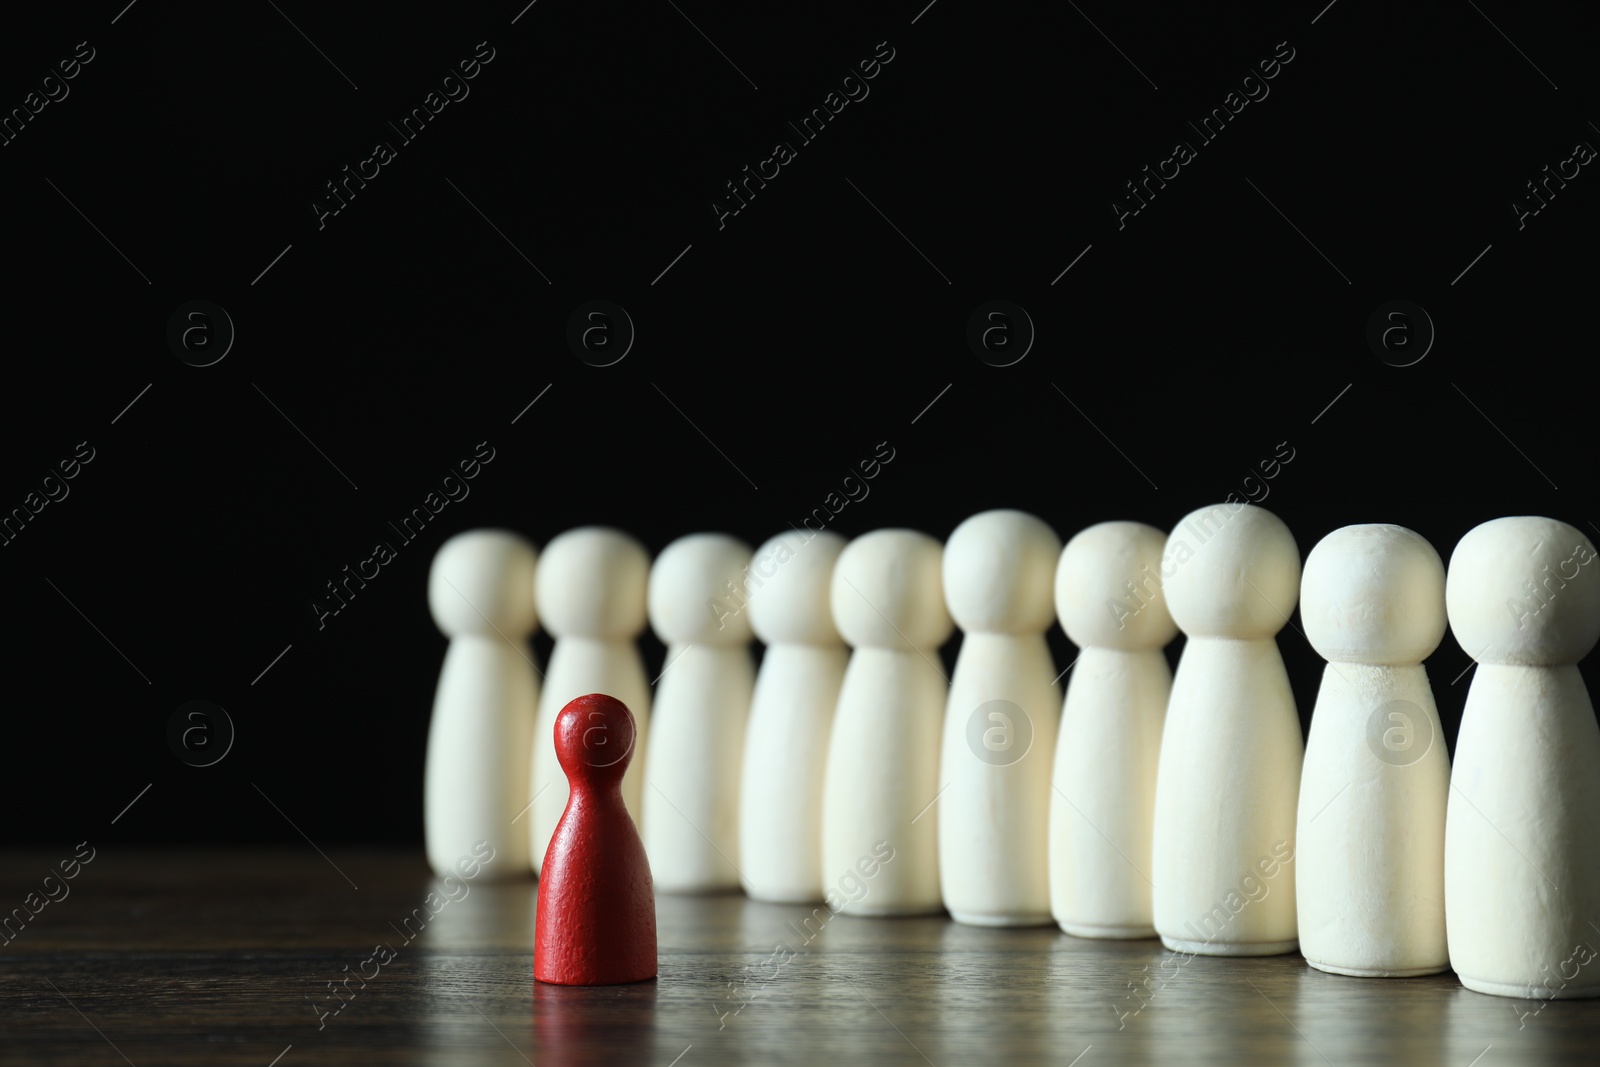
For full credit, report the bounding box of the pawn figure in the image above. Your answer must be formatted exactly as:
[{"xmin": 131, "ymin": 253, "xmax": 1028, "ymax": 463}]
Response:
[
  {"xmin": 535, "ymin": 694, "xmax": 656, "ymax": 985},
  {"xmin": 423, "ymin": 530, "xmax": 540, "ymax": 879},
  {"xmin": 1152, "ymin": 503, "xmax": 1303, "ymax": 955},
  {"xmin": 822, "ymin": 529, "xmax": 952, "ymax": 916},
  {"xmin": 531, "ymin": 527, "xmax": 652, "ymax": 874},
  {"xmin": 739, "ymin": 530, "xmax": 850, "ymax": 903},
  {"xmin": 1444, "ymin": 517, "xmax": 1600, "ymax": 999},
  {"xmin": 1050, "ymin": 521, "xmax": 1176, "ymax": 938},
  {"xmin": 640, "ymin": 534, "xmax": 756, "ymax": 893},
  {"xmin": 938, "ymin": 510, "xmax": 1062, "ymax": 926},
  {"xmin": 1295, "ymin": 524, "xmax": 1450, "ymax": 976}
]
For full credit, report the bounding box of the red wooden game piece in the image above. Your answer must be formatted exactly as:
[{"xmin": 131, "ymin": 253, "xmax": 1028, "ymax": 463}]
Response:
[{"xmin": 534, "ymin": 693, "xmax": 657, "ymax": 985}]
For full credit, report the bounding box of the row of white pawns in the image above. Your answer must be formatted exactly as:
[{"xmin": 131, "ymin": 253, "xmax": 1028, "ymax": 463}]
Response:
[{"xmin": 422, "ymin": 506, "xmax": 1600, "ymax": 1001}]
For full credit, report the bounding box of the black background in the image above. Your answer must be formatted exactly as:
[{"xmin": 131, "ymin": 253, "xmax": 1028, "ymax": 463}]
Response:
[{"xmin": 1, "ymin": 0, "xmax": 1595, "ymax": 845}]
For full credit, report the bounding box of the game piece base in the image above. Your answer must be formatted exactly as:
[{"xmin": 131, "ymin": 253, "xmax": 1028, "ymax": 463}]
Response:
[
  {"xmin": 652, "ymin": 881, "xmax": 743, "ymax": 896},
  {"xmin": 949, "ymin": 910, "xmax": 1055, "ymax": 928},
  {"xmin": 744, "ymin": 888, "xmax": 826, "ymax": 905},
  {"xmin": 1059, "ymin": 921, "xmax": 1157, "ymax": 940},
  {"xmin": 1307, "ymin": 959, "xmax": 1450, "ymax": 978},
  {"xmin": 835, "ymin": 901, "xmax": 946, "ymax": 918},
  {"xmin": 1161, "ymin": 935, "xmax": 1299, "ymax": 957},
  {"xmin": 1458, "ymin": 975, "xmax": 1600, "ymax": 1000},
  {"xmin": 534, "ymin": 970, "xmax": 657, "ymax": 987}
]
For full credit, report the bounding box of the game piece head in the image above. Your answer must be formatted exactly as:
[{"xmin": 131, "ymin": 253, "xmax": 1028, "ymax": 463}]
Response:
[
  {"xmin": 427, "ymin": 529, "xmax": 539, "ymax": 638},
  {"xmin": 553, "ymin": 693, "xmax": 638, "ymax": 790},
  {"xmin": 746, "ymin": 530, "xmax": 847, "ymax": 646},
  {"xmin": 1163, "ymin": 503, "xmax": 1301, "ymax": 639},
  {"xmin": 648, "ymin": 533, "xmax": 755, "ymax": 645},
  {"xmin": 1446, "ymin": 516, "xmax": 1600, "ymax": 667},
  {"xmin": 942, "ymin": 509, "xmax": 1062, "ymax": 635},
  {"xmin": 1301, "ymin": 524, "xmax": 1446, "ymax": 665},
  {"xmin": 535, "ymin": 527, "xmax": 650, "ymax": 640},
  {"xmin": 831, "ymin": 529, "xmax": 953, "ymax": 650},
  {"xmin": 1056, "ymin": 520, "xmax": 1177, "ymax": 651}
]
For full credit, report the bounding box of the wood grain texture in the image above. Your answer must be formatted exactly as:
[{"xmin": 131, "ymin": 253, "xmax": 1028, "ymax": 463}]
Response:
[{"xmin": 0, "ymin": 848, "xmax": 1595, "ymax": 1065}]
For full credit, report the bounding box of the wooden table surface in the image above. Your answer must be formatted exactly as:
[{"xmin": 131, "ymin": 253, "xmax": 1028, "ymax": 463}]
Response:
[{"xmin": 2, "ymin": 848, "xmax": 1594, "ymax": 1066}]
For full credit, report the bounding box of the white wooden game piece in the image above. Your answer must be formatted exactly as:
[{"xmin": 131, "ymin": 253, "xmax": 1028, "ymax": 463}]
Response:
[
  {"xmin": 640, "ymin": 533, "xmax": 756, "ymax": 893},
  {"xmin": 1296, "ymin": 524, "xmax": 1450, "ymax": 976},
  {"xmin": 423, "ymin": 529, "xmax": 540, "ymax": 880},
  {"xmin": 1444, "ymin": 516, "xmax": 1600, "ymax": 999},
  {"xmin": 739, "ymin": 530, "xmax": 849, "ymax": 903},
  {"xmin": 822, "ymin": 529, "xmax": 952, "ymax": 916},
  {"xmin": 1049, "ymin": 520, "xmax": 1175, "ymax": 938},
  {"xmin": 529, "ymin": 527, "xmax": 652, "ymax": 874},
  {"xmin": 938, "ymin": 510, "xmax": 1062, "ymax": 926},
  {"xmin": 1151, "ymin": 502, "xmax": 1303, "ymax": 955}
]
